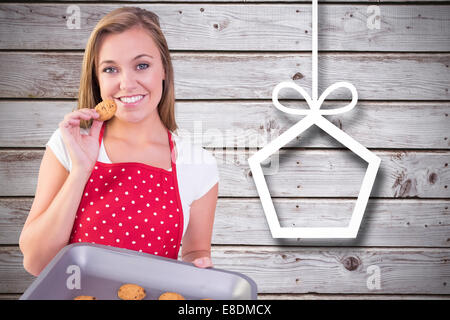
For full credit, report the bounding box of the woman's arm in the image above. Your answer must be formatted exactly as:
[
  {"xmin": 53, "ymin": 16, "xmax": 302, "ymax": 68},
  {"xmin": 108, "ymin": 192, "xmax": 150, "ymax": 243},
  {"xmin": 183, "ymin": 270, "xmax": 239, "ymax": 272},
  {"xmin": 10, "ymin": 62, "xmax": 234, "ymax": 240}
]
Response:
[
  {"xmin": 181, "ymin": 183, "xmax": 218, "ymax": 268},
  {"xmin": 19, "ymin": 147, "xmax": 90, "ymax": 276},
  {"xmin": 19, "ymin": 109, "xmax": 102, "ymax": 276}
]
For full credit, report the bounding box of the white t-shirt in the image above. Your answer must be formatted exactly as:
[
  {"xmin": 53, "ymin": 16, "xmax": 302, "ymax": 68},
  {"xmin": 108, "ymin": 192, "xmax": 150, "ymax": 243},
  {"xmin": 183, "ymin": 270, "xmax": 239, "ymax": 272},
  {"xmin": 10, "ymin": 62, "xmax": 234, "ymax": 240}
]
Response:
[{"xmin": 46, "ymin": 127, "xmax": 219, "ymax": 237}]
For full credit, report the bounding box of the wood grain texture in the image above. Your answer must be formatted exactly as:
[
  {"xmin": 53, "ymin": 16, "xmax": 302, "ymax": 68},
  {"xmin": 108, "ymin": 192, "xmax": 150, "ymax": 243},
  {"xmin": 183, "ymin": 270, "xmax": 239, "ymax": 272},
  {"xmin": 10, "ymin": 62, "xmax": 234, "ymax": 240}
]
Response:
[
  {"xmin": 0, "ymin": 149, "xmax": 448, "ymax": 198},
  {"xmin": 1, "ymin": 198, "xmax": 449, "ymax": 247},
  {"xmin": 257, "ymin": 294, "xmax": 450, "ymax": 300},
  {"xmin": 1, "ymin": 246, "xmax": 449, "ymax": 294},
  {"xmin": 212, "ymin": 149, "xmax": 450, "ymax": 198},
  {"xmin": 21, "ymin": 0, "xmax": 450, "ymax": 2},
  {"xmin": 0, "ymin": 247, "xmax": 35, "ymax": 294},
  {"xmin": 0, "ymin": 52, "xmax": 448, "ymax": 100},
  {"xmin": 1, "ymin": 100, "xmax": 449, "ymax": 149},
  {"xmin": 0, "ymin": 4, "xmax": 449, "ymax": 51},
  {"xmin": 211, "ymin": 246, "xmax": 450, "ymax": 294},
  {"xmin": 213, "ymin": 198, "xmax": 450, "ymax": 247},
  {"xmin": 0, "ymin": 0, "xmax": 448, "ymax": 299},
  {"xmin": 1, "ymin": 293, "xmax": 449, "ymax": 300}
]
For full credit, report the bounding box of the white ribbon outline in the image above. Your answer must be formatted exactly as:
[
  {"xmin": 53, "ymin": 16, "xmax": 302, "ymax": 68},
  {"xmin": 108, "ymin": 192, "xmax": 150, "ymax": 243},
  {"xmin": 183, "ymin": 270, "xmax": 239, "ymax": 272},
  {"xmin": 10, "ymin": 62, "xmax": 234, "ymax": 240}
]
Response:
[
  {"xmin": 247, "ymin": 1, "xmax": 381, "ymax": 239},
  {"xmin": 272, "ymin": 81, "xmax": 358, "ymax": 116}
]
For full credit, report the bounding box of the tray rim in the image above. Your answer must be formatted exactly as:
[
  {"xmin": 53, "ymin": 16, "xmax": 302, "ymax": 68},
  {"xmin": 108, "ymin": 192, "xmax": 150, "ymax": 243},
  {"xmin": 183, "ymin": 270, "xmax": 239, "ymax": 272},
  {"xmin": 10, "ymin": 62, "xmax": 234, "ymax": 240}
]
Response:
[{"xmin": 20, "ymin": 242, "xmax": 257, "ymax": 300}]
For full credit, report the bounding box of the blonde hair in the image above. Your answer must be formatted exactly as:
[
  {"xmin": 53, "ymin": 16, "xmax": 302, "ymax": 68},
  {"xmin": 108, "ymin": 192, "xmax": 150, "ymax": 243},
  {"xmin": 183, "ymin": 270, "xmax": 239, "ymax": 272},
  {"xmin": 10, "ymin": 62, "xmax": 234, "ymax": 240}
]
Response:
[{"xmin": 77, "ymin": 7, "xmax": 177, "ymax": 131}]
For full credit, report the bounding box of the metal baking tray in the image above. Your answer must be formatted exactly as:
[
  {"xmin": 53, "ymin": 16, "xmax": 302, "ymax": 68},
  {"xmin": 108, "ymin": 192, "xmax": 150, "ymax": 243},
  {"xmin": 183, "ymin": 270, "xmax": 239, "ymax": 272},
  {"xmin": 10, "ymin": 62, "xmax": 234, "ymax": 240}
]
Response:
[{"xmin": 20, "ymin": 243, "xmax": 257, "ymax": 300}]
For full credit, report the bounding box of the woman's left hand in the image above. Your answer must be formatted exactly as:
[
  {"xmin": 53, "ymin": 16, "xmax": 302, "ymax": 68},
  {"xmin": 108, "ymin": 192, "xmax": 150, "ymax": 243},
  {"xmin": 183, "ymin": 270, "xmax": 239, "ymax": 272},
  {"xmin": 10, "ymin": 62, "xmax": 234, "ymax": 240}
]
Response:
[{"xmin": 192, "ymin": 256, "xmax": 213, "ymax": 268}]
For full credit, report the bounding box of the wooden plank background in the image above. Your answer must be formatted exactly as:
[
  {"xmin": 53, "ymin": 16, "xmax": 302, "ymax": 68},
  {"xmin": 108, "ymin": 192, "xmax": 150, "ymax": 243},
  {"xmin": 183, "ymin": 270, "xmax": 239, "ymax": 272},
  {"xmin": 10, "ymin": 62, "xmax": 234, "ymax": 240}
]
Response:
[{"xmin": 0, "ymin": 1, "xmax": 449, "ymax": 299}]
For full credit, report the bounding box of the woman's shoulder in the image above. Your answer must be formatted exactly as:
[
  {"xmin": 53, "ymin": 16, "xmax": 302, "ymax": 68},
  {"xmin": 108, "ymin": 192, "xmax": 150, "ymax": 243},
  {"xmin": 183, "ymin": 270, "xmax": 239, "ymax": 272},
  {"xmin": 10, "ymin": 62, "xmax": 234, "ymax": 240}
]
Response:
[
  {"xmin": 46, "ymin": 126, "xmax": 90, "ymax": 171},
  {"xmin": 47, "ymin": 126, "xmax": 90, "ymax": 151},
  {"xmin": 50, "ymin": 126, "xmax": 90, "ymax": 139}
]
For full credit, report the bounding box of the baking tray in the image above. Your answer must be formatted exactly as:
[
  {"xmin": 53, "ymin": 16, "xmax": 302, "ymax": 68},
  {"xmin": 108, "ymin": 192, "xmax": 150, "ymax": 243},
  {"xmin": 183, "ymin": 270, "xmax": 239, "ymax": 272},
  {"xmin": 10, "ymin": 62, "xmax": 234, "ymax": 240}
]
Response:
[{"xmin": 20, "ymin": 243, "xmax": 257, "ymax": 300}]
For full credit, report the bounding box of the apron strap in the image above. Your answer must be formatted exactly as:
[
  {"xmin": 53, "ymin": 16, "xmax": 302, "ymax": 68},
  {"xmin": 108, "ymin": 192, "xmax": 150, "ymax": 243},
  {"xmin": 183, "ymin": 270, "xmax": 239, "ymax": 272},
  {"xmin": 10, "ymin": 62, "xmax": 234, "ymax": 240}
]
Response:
[
  {"xmin": 98, "ymin": 122, "xmax": 106, "ymax": 145},
  {"xmin": 167, "ymin": 129, "xmax": 176, "ymax": 166}
]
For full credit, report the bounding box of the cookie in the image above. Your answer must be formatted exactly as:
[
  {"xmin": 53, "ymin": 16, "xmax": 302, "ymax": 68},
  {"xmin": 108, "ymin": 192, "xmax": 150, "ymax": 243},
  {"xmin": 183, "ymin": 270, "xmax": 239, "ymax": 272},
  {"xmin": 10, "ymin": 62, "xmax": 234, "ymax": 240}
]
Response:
[
  {"xmin": 158, "ymin": 292, "xmax": 185, "ymax": 300},
  {"xmin": 94, "ymin": 99, "xmax": 117, "ymax": 121},
  {"xmin": 74, "ymin": 295, "xmax": 96, "ymax": 300},
  {"xmin": 117, "ymin": 283, "xmax": 146, "ymax": 300}
]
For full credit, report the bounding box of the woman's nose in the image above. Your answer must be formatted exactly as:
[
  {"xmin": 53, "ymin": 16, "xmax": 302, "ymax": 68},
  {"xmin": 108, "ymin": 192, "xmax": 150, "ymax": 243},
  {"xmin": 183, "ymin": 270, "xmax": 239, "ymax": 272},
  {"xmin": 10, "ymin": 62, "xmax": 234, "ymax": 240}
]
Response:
[{"xmin": 119, "ymin": 71, "xmax": 137, "ymax": 91}]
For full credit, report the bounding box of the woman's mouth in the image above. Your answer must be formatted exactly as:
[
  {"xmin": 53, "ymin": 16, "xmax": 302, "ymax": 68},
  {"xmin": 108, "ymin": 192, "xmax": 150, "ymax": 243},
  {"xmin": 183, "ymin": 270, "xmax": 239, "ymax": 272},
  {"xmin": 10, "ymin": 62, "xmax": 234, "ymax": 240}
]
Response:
[{"xmin": 116, "ymin": 94, "xmax": 146, "ymax": 107}]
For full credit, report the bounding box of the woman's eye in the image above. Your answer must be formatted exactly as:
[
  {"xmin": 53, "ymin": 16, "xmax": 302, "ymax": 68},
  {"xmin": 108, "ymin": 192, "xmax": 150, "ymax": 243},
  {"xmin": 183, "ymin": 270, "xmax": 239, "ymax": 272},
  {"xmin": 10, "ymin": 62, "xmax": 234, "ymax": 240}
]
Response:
[
  {"xmin": 103, "ymin": 67, "xmax": 117, "ymax": 73},
  {"xmin": 137, "ymin": 63, "xmax": 149, "ymax": 70}
]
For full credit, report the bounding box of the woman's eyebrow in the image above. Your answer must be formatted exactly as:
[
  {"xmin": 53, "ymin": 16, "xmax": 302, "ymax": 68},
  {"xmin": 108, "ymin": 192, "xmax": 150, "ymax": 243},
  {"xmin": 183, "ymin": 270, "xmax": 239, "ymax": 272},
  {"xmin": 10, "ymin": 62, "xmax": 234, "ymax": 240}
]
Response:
[{"xmin": 99, "ymin": 54, "xmax": 154, "ymax": 66}]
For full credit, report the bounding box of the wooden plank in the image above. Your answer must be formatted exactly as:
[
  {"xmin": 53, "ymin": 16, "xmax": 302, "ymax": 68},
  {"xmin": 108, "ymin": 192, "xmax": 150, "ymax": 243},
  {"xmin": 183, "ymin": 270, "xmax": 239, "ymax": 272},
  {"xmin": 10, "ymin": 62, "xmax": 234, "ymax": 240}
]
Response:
[
  {"xmin": 2, "ymin": 198, "xmax": 449, "ymax": 247},
  {"xmin": 213, "ymin": 199, "xmax": 450, "ymax": 247},
  {"xmin": 210, "ymin": 246, "xmax": 450, "ymax": 294},
  {"xmin": 1, "ymin": 100, "xmax": 449, "ymax": 149},
  {"xmin": 257, "ymin": 294, "xmax": 450, "ymax": 300},
  {"xmin": 0, "ymin": 52, "xmax": 80, "ymax": 99},
  {"xmin": 0, "ymin": 294, "xmax": 20, "ymax": 300},
  {"xmin": 0, "ymin": 101, "xmax": 73, "ymax": 148},
  {"xmin": 0, "ymin": 198, "xmax": 29, "ymax": 245},
  {"xmin": 0, "ymin": 150, "xmax": 41, "ymax": 197},
  {"xmin": 0, "ymin": 52, "xmax": 448, "ymax": 100},
  {"xmin": 0, "ymin": 4, "xmax": 449, "ymax": 51},
  {"xmin": 1, "ymin": 292, "xmax": 449, "ymax": 300},
  {"xmin": 1, "ymin": 246, "xmax": 449, "ymax": 294},
  {"xmin": 0, "ymin": 149, "xmax": 449, "ymax": 198},
  {"xmin": 178, "ymin": 101, "xmax": 450, "ymax": 150},
  {"xmin": 214, "ymin": 149, "xmax": 450, "ymax": 198},
  {"xmin": 23, "ymin": 0, "xmax": 450, "ymax": 3},
  {"xmin": 0, "ymin": 247, "xmax": 35, "ymax": 294}
]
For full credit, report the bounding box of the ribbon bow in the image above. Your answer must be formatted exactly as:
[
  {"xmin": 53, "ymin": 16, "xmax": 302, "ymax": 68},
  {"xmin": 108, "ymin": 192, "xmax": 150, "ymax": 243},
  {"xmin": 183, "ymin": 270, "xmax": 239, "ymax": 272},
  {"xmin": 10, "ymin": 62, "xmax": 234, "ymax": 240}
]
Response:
[{"xmin": 272, "ymin": 81, "xmax": 358, "ymax": 116}]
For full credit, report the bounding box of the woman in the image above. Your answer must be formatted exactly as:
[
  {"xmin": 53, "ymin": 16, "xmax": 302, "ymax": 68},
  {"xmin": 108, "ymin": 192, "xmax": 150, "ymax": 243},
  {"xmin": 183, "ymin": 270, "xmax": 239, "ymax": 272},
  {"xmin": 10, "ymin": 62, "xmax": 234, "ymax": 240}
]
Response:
[{"xmin": 19, "ymin": 7, "xmax": 219, "ymax": 276}]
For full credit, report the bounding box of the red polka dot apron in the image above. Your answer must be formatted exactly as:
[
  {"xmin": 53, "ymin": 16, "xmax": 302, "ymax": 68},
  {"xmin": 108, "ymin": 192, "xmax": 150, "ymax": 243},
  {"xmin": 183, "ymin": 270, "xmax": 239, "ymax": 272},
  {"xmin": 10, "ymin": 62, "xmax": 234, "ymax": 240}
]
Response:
[{"xmin": 69, "ymin": 123, "xmax": 184, "ymax": 259}]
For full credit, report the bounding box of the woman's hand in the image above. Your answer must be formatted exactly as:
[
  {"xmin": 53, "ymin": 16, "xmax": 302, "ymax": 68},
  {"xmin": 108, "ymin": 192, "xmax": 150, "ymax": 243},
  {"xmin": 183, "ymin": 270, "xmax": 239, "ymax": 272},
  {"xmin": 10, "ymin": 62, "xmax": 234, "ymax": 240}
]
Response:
[
  {"xmin": 59, "ymin": 108, "xmax": 103, "ymax": 176},
  {"xmin": 192, "ymin": 256, "xmax": 213, "ymax": 269}
]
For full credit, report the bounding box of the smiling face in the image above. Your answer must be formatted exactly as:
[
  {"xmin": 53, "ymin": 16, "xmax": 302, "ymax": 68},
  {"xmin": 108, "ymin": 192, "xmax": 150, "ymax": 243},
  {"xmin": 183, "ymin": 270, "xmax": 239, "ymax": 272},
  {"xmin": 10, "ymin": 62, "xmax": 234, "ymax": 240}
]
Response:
[{"xmin": 96, "ymin": 26, "xmax": 166, "ymax": 124}]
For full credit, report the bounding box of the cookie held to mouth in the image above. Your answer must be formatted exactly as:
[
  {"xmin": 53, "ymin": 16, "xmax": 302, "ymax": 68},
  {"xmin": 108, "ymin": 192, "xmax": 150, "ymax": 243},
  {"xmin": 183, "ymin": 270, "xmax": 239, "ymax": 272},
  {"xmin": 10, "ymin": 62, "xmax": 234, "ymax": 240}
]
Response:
[{"xmin": 94, "ymin": 99, "xmax": 117, "ymax": 121}]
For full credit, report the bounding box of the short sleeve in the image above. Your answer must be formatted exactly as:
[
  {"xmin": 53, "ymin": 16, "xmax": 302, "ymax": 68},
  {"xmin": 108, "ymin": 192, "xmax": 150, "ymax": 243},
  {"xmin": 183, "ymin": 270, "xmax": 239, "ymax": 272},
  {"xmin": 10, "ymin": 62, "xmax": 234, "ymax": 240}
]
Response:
[
  {"xmin": 193, "ymin": 148, "xmax": 219, "ymax": 201},
  {"xmin": 45, "ymin": 128, "xmax": 72, "ymax": 172}
]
